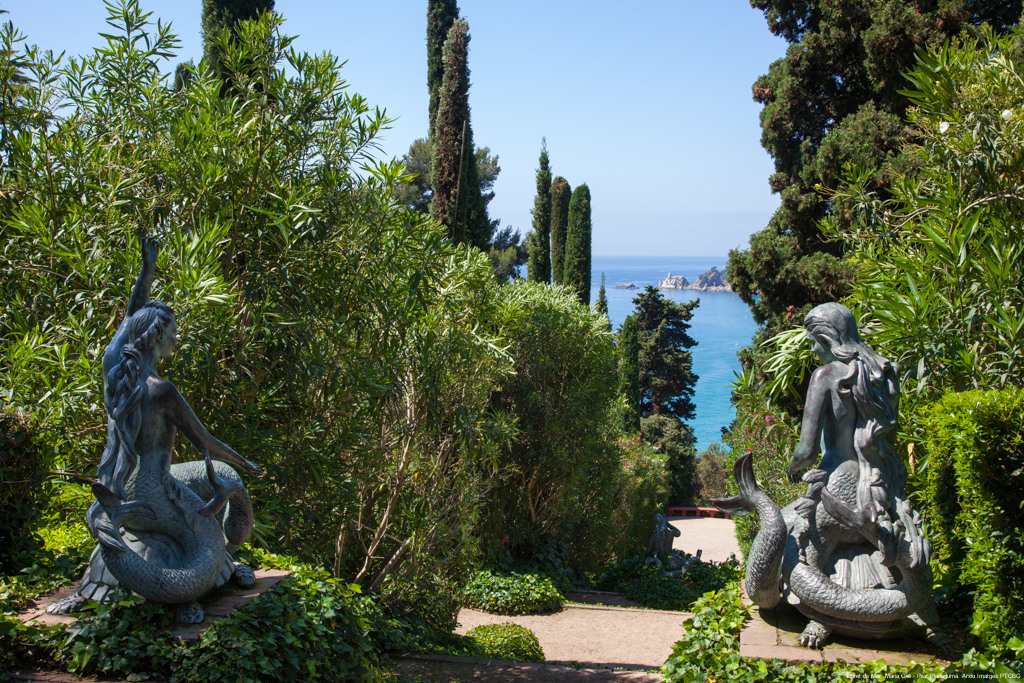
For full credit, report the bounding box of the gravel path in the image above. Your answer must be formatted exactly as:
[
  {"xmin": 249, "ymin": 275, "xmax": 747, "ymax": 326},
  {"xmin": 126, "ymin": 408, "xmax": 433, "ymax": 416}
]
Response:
[
  {"xmin": 446, "ymin": 517, "xmax": 743, "ymax": 674},
  {"xmin": 456, "ymin": 604, "xmax": 689, "ymax": 670}
]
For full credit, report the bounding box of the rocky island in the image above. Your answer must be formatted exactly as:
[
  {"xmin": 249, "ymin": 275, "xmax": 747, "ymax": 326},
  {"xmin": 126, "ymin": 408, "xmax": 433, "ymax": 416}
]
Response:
[{"xmin": 658, "ymin": 266, "xmax": 730, "ymax": 292}]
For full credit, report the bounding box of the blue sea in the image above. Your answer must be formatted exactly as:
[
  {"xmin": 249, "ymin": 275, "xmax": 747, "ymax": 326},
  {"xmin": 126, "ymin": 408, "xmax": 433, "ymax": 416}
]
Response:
[{"xmin": 590, "ymin": 255, "xmax": 758, "ymax": 453}]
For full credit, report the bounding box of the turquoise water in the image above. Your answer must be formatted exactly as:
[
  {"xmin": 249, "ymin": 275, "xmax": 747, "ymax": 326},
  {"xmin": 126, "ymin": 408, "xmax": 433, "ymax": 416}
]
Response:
[{"xmin": 590, "ymin": 255, "xmax": 758, "ymax": 453}]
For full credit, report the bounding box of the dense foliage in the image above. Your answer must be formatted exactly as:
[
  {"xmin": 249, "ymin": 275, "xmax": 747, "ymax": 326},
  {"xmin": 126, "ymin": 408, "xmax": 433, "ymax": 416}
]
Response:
[
  {"xmin": 616, "ymin": 315, "xmax": 641, "ymax": 434},
  {"xmin": 464, "ymin": 623, "xmax": 545, "ymax": 663},
  {"xmin": 549, "ymin": 176, "xmax": 570, "ymax": 286},
  {"xmin": 694, "ymin": 442, "xmax": 728, "ymax": 504},
  {"xmin": 922, "ymin": 389, "xmax": 1024, "ymax": 653},
  {"xmin": 730, "ymin": 0, "xmax": 1022, "ymax": 338},
  {"xmin": 526, "ymin": 141, "xmax": 551, "ymax": 283},
  {"xmin": 562, "ymin": 183, "xmax": 592, "ymax": 305},
  {"xmin": 201, "ymin": 0, "xmax": 275, "ymax": 88},
  {"xmin": 461, "ymin": 569, "xmax": 564, "ymax": 615},
  {"xmin": 597, "ymin": 555, "xmax": 741, "ymax": 611},
  {"xmin": 820, "ymin": 26, "xmax": 1024, "ymax": 426},
  {"xmin": 479, "ymin": 281, "xmax": 621, "ymax": 573},
  {"xmin": 662, "ymin": 581, "xmax": 1023, "ymax": 682},
  {"xmin": 632, "ymin": 287, "xmax": 699, "ymax": 505},
  {"xmin": 726, "ymin": 26, "xmax": 1024, "ymax": 660}
]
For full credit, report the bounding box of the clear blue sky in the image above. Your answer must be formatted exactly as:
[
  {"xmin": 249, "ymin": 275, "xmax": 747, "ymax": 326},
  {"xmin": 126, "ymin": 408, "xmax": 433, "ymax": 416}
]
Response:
[{"xmin": 6, "ymin": 1, "xmax": 787, "ymax": 257}]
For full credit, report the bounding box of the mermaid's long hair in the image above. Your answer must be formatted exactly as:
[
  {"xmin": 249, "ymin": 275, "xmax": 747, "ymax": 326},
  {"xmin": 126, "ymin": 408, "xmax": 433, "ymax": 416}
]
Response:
[
  {"xmin": 87, "ymin": 301, "xmax": 175, "ymax": 544},
  {"xmin": 803, "ymin": 303, "xmax": 903, "ymax": 511}
]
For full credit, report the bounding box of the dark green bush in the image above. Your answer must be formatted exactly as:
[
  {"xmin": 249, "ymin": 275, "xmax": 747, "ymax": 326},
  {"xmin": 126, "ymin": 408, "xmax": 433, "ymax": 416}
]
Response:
[
  {"xmin": 50, "ymin": 551, "xmax": 380, "ymax": 681},
  {"xmin": 465, "ymin": 623, "xmax": 544, "ymax": 663},
  {"xmin": 596, "ymin": 554, "xmax": 741, "ymax": 611},
  {"xmin": 0, "ymin": 409, "xmax": 56, "ymax": 571},
  {"xmin": 922, "ymin": 388, "xmax": 1024, "ymax": 651},
  {"xmin": 461, "ymin": 569, "xmax": 563, "ymax": 615},
  {"xmin": 662, "ymin": 580, "xmax": 1023, "ymax": 681}
]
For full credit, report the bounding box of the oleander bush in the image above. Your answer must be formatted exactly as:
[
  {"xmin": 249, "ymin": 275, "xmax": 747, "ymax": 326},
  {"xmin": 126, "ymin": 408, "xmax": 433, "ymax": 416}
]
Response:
[
  {"xmin": 465, "ymin": 623, "xmax": 544, "ymax": 663},
  {"xmin": 922, "ymin": 388, "xmax": 1024, "ymax": 653},
  {"xmin": 461, "ymin": 569, "xmax": 564, "ymax": 615}
]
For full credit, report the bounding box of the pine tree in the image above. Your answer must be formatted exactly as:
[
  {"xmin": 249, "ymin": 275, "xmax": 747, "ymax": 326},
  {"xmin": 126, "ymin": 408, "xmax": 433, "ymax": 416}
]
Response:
[
  {"xmin": 549, "ymin": 176, "xmax": 571, "ymax": 285},
  {"xmin": 632, "ymin": 286, "xmax": 700, "ymax": 505},
  {"xmin": 526, "ymin": 141, "xmax": 552, "ymax": 283},
  {"xmin": 201, "ymin": 0, "xmax": 275, "ymax": 83},
  {"xmin": 633, "ymin": 286, "xmax": 698, "ymax": 421},
  {"xmin": 563, "ymin": 184, "xmax": 591, "ymax": 305},
  {"xmin": 730, "ymin": 0, "xmax": 1023, "ymax": 334},
  {"xmin": 430, "ymin": 20, "xmax": 471, "ymax": 244},
  {"xmin": 617, "ymin": 315, "xmax": 640, "ymax": 434},
  {"xmin": 427, "ymin": 0, "xmax": 459, "ymax": 137}
]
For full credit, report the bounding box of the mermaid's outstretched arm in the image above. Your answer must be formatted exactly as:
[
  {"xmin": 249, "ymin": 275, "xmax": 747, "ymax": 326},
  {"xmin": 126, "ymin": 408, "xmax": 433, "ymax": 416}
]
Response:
[
  {"xmin": 152, "ymin": 379, "xmax": 261, "ymax": 474},
  {"xmin": 104, "ymin": 236, "xmax": 160, "ymax": 369}
]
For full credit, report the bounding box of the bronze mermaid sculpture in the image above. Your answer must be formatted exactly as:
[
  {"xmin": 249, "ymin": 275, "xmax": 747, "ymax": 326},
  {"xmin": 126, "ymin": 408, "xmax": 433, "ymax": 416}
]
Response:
[
  {"xmin": 49, "ymin": 237, "xmax": 259, "ymax": 623},
  {"xmin": 715, "ymin": 302, "xmax": 949, "ymax": 649}
]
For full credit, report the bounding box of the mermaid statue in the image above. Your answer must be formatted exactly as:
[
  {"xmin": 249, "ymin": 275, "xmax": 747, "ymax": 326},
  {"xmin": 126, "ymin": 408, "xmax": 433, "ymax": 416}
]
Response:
[
  {"xmin": 714, "ymin": 302, "xmax": 949, "ymax": 649},
  {"xmin": 48, "ymin": 237, "xmax": 260, "ymax": 623}
]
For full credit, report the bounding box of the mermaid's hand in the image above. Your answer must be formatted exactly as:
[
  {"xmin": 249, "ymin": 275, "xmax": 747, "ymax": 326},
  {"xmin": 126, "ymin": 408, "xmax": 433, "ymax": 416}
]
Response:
[{"xmin": 142, "ymin": 234, "xmax": 159, "ymax": 268}]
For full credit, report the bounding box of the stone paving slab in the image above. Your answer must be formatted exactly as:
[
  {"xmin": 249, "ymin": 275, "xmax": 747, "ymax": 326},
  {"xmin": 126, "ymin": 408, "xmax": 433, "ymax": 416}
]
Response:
[
  {"xmin": 739, "ymin": 601, "xmax": 949, "ymax": 667},
  {"xmin": 17, "ymin": 568, "xmax": 291, "ymax": 641}
]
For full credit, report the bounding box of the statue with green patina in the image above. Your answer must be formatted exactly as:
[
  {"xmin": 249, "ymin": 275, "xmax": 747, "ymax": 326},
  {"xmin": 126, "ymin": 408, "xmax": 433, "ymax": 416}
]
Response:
[
  {"xmin": 48, "ymin": 237, "xmax": 260, "ymax": 624},
  {"xmin": 715, "ymin": 302, "xmax": 950, "ymax": 650}
]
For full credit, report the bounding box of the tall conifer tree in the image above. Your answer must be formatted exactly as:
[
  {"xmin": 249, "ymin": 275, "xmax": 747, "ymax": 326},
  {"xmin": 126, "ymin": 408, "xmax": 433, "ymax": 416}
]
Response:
[
  {"xmin": 563, "ymin": 184, "xmax": 592, "ymax": 305},
  {"xmin": 595, "ymin": 273, "xmax": 610, "ymax": 330},
  {"xmin": 618, "ymin": 315, "xmax": 640, "ymax": 434},
  {"xmin": 427, "ymin": 0, "xmax": 459, "ymax": 137},
  {"xmin": 527, "ymin": 141, "xmax": 552, "ymax": 283},
  {"xmin": 201, "ymin": 0, "xmax": 275, "ymax": 83},
  {"xmin": 430, "ymin": 20, "xmax": 471, "ymax": 244},
  {"xmin": 549, "ymin": 176, "xmax": 571, "ymax": 286}
]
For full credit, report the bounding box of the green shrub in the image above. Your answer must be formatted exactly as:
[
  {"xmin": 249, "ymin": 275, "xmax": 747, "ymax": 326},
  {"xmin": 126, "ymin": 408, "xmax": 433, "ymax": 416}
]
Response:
[
  {"xmin": 478, "ymin": 281, "xmax": 621, "ymax": 574},
  {"xmin": 597, "ymin": 555, "xmax": 741, "ymax": 611},
  {"xmin": 0, "ymin": 409, "xmax": 56, "ymax": 571},
  {"xmin": 49, "ymin": 551, "xmax": 380, "ymax": 681},
  {"xmin": 465, "ymin": 623, "xmax": 544, "ymax": 663},
  {"xmin": 606, "ymin": 435, "xmax": 670, "ymax": 561},
  {"xmin": 662, "ymin": 580, "xmax": 1023, "ymax": 681},
  {"xmin": 722, "ymin": 398, "xmax": 802, "ymax": 558},
  {"xmin": 462, "ymin": 569, "xmax": 563, "ymax": 615},
  {"xmin": 922, "ymin": 388, "xmax": 1024, "ymax": 651}
]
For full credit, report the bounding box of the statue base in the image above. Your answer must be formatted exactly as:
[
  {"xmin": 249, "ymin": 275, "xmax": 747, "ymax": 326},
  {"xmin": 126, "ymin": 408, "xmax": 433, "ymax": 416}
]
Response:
[
  {"xmin": 739, "ymin": 601, "xmax": 953, "ymax": 666},
  {"xmin": 18, "ymin": 568, "xmax": 290, "ymax": 640}
]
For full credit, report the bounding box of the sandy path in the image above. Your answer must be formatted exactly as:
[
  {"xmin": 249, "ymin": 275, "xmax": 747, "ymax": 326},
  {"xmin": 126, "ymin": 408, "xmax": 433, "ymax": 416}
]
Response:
[
  {"xmin": 456, "ymin": 603, "xmax": 689, "ymax": 670},
  {"xmin": 452, "ymin": 518, "xmax": 742, "ymax": 671}
]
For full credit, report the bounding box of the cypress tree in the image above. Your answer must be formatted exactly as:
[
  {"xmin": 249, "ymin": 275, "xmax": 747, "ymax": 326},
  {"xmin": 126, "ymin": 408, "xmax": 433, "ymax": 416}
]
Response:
[
  {"xmin": 526, "ymin": 141, "xmax": 552, "ymax": 283},
  {"xmin": 618, "ymin": 315, "xmax": 640, "ymax": 434},
  {"xmin": 595, "ymin": 273, "xmax": 610, "ymax": 330},
  {"xmin": 427, "ymin": 0, "xmax": 459, "ymax": 137},
  {"xmin": 430, "ymin": 20, "xmax": 471, "ymax": 244},
  {"xmin": 201, "ymin": 0, "xmax": 275, "ymax": 82},
  {"xmin": 562, "ymin": 184, "xmax": 591, "ymax": 305},
  {"xmin": 549, "ymin": 176, "xmax": 571, "ymax": 285}
]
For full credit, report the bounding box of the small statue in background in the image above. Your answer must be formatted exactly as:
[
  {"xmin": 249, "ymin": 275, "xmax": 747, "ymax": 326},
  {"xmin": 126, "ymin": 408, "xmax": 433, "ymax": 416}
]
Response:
[
  {"xmin": 48, "ymin": 237, "xmax": 260, "ymax": 623},
  {"xmin": 714, "ymin": 302, "xmax": 949, "ymax": 650},
  {"xmin": 645, "ymin": 513, "xmax": 701, "ymax": 577}
]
